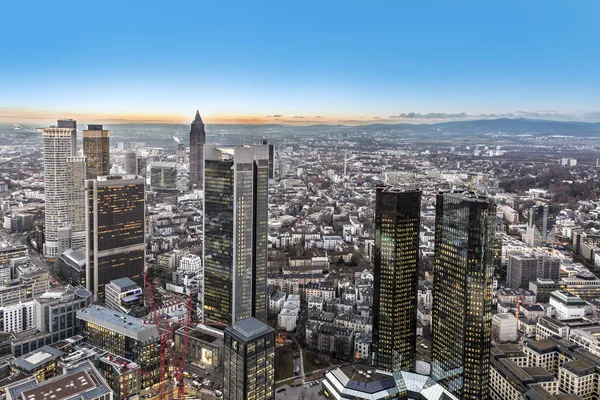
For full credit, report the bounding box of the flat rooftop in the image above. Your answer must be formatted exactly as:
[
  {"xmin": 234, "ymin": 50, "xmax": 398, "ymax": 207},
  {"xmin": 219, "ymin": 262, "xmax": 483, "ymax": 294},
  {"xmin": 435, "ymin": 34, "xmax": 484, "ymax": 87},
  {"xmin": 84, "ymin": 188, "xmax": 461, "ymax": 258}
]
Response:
[
  {"xmin": 77, "ymin": 306, "xmax": 158, "ymax": 342},
  {"xmin": 227, "ymin": 317, "xmax": 274, "ymax": 342}
]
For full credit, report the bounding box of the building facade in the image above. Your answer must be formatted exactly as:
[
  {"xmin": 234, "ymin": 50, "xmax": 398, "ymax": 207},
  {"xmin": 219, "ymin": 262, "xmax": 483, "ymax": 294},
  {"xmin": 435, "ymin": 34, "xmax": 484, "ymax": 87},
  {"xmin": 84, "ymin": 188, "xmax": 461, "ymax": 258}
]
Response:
[
  {"xmin": 189, "ymin": 110, "xmax": 206, "ymax": 190},
  {"xmin": 525, "ymin": 204, "xmax": 557, "ymax": 247},
  {"xmin": 203, "ymin": 145, "xmax": 269, "ymax": 325},
  {"xmin": 372, "ymin": 186, "xmax": 421, "ymax": 372},
  {"xmin": 42, "ymin": 120, "xmax": 86, "ymax": 259},
  {"xmin": 83, "ymin": 124, "xmax": 110, "ymax": 179},
  {"xmin": 223, "ymin": 317, "xmax": 275, "ymax": 400},
  {"xmin": 432, "ymin": 192, "xmax": 496, "ymax": 400},
  {"xmin": 86, "ymin": 175, "xmax": 145, "ymax": 298}
]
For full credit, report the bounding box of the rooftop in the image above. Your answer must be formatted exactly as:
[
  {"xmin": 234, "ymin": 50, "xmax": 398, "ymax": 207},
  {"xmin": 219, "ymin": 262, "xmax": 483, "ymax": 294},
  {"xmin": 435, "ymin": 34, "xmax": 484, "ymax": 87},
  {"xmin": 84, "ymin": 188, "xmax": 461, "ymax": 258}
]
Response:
[
  {"xmin": 108, "ymin": 277, "xmax": 139, "ymax": 291},
  {"xmin": 227, "ymin": 317, "xmax": 274, "ymax": 342},
  {"xmin": 12, "ymin": 346, "xmax": 64, "ymax": 371},
  {"xmin": 77, "ymin": 306, "xmax": 158, "ymax": 342}
]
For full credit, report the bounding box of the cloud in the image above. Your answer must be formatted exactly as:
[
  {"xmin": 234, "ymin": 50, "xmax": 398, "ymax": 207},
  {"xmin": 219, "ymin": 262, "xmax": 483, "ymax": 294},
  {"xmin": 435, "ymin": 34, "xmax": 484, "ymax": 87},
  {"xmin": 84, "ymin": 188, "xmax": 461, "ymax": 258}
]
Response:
[
  {"xmin": 388, "ymin": 112, "xmax": 469, "ymax": 119},
  {"xmin": 293, "ymin": 116, "xmax": 305, "ymax": 119},
  {"xmin": 314, "ymin": 116, "xmax": 324, "ymax": 118},
  {"xmin": 373, "ymin": 116, "xmax": 381, "ymax": 119},
  {"xmin": 265, "ymin": 114, "xmax": 283, "ymax": 118}
]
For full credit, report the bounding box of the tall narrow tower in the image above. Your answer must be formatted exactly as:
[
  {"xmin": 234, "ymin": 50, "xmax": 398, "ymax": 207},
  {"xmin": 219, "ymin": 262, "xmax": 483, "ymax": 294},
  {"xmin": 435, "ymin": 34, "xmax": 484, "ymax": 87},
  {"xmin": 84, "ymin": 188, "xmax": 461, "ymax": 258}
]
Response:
[
  {"xmin": 83, "ymin": 124, "xmax": 110, "ymax": 179},
  {"xmin": 203, "ymin": 145, "xmax": 269, "ymax": 326},
  {"xmin": 372, "ymin": 186, "xmax": 421, "ymax": 372},
  {"xmin": 42, "ymin": 119, "xmax": 85, "ymax": 259},
  {"xmin": 432, "ymin": 192, "xmax": 496, "ymax": 400},
  {"xmin": 189, "ymin": 110, "xmax": 206, "ymax": 190}
]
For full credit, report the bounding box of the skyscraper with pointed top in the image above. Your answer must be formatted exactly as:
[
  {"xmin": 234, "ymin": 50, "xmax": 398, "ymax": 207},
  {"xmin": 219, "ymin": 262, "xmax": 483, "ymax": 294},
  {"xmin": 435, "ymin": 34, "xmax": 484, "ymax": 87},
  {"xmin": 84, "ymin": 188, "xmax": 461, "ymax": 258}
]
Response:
[{"xmin": 189, "ymin": 110, "xmax": 206, "ymax": 190}]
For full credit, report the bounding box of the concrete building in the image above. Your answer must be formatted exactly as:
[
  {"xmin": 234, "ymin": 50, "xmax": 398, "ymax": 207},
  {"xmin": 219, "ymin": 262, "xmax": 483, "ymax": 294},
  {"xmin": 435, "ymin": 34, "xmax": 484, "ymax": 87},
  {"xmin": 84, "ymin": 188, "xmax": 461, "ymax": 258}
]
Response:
[
  {"xmin": 105, "ymin": 277, "xmax": 143, "ymax": 315},
  {"xmin": 56, "ymin": 248, "xmax": 86, "ymax": 287},
  {"xmin": 549, "ymin": 290, "xmax": 587, "ymax": 321},
  {"xmin": 0, "ymin": 301, "xmax": 35, "ymax": 333},
  {"xmin": 34, "ymin": 287, "xmax": 92, "ymax": 344},
  {"xmin": 492, "ymin": 313, "xmax": 518, "ymax": 343}
]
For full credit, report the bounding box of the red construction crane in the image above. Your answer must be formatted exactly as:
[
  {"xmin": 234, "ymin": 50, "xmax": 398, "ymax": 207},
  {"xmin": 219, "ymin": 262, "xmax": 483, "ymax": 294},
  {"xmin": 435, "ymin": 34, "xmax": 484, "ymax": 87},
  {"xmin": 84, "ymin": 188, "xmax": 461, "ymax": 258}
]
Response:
[
  {"xmin": 176, "ymin": 294, "xmax": 195, "ymax": 399},
  {"xmin": 144, "ymin": 271, "xmax": 169, "ymax": 400}
]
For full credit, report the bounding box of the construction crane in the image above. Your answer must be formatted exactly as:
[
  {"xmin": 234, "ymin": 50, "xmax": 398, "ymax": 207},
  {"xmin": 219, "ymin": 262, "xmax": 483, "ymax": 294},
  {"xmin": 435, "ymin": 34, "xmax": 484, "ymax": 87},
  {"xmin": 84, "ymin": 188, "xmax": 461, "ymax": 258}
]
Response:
[
  {"xmin": 144, "ymin": 271, "xmax": 170, "ymax": 400},
  {"xmin": 176, "ymin": 294, "xmax": 195, "ymax": 399}
]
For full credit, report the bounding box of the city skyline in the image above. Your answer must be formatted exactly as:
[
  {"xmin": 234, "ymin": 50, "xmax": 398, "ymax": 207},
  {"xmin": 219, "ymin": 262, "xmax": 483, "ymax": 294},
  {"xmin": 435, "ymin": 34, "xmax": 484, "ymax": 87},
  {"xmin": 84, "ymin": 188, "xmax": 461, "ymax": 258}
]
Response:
[{"xmin": 1, "ymin": 1, "xmax": 600, "ymax": 124}]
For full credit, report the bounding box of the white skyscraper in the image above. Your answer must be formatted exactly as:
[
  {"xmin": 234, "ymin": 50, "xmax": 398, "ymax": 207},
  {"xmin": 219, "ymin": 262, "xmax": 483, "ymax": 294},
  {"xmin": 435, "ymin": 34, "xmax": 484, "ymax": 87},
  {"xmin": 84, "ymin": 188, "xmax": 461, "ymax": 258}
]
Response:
[{"xmin": 42, "ymin": 120, "xmax": 86, "ymax": 259}]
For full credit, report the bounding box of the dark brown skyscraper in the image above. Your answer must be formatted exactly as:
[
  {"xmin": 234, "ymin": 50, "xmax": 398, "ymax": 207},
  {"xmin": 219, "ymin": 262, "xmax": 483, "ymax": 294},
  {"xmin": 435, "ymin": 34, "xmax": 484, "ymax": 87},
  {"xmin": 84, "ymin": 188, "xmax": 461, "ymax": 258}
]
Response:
[
  {"xmin": 189, "ymin": 110, "xmax": 206, "ymax": 189},
  {"xmin": 83, "ymin": 124, "xmax": 110, "ymax": 179},
  {"xmin": 372, "ymin": 186, "xmax": 421, "ymax": 372}
]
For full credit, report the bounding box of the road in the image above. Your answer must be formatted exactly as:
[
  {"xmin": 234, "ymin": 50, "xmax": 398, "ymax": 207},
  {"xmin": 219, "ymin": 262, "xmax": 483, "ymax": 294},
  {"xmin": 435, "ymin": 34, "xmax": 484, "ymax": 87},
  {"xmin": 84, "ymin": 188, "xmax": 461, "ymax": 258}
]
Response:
[{"xmin": 292, "ymin": 336, "xmax": 305, "ymax": 385}]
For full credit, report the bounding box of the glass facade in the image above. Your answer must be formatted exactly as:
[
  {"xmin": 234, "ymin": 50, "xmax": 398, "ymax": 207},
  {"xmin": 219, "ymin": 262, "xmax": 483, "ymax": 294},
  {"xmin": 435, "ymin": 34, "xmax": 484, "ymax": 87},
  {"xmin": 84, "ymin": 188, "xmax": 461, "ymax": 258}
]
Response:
[
  {"xmin": 86, "ymin": 177, "xmax": 145, "ymax": 298},
  {"xmin": 372, "ymin": 187, "xmax": 421, "ymax": 372},
  {"xmin": 203, "ymin": 146, "xmax": 270, "ymax": 326},
  {"xmin": 431, "ymin": 192, "xmax": 496, "ymax": 400},
  {"xmin": 83, "ymin": 125, "xmax": 110, "ymax": 179}
]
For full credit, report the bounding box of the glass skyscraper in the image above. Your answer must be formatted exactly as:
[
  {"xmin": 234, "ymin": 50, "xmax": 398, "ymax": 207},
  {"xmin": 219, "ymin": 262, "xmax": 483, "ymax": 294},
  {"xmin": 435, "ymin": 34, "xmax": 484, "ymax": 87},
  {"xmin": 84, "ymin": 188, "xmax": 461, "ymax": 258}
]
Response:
[
  {"xmin": 85, "ymin": 175, "xmax": 145, "ymax": 298},
  {"xmin": 203, "ymin": 145, "xmax": 269, "ymax": 326},
  {"xmin": 432, "ymin": 192, "xmax": 496, "ymax": 400},
  {"xmin": 372, "ymin": 186, "xmax": 421, "ymax": 372},
  {"xmin": 83, "ymin": 124, "xmax": 110, "ymax": 179}
]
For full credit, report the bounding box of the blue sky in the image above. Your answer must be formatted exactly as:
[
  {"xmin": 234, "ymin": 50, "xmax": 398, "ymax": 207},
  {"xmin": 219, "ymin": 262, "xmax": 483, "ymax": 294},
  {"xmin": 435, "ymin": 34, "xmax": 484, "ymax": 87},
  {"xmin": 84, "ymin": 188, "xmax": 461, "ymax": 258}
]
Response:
[{"xmin": 1, "ymin": 0, "xmax": 599, "ymax": 124}]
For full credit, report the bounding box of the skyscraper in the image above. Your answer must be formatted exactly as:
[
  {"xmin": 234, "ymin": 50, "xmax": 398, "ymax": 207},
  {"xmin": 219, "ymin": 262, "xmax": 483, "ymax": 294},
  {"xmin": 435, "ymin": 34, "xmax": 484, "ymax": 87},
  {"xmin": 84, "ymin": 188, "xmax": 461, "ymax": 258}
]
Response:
[
  {"xmin": 223, "ymin": 317, "xmax": 275, "ymax": 400},
  {"xmin": 42, "ymin": 119, "xmax": 86, "ymax": 259},
  {"xmin": 189, "ymin": 110, "xmax": 206, "ymax": 189},
  {"xmin": 123, "ymin": 151, "xmax": 138, "ymax": 175},
  {"xmin": 432, "ymin": 192, "xmax": 496, "ymax": 400},
  {"xmin": 203, "ymin": 145, "xmax": 269, "ymax": 326},
  {"xmin": 372, "ymin": 186, "xmax": 421, "ymax": 372},
  {"xmin": 525, "ymin": 204, "xmax": 556, "ymax": 247},
  {"xmin": 83, "ymin": 124, "xmax": 110, "ymax": 179},
  {"xmin": 86, "ymin": 175, "xmax": 145, "ymax": 298}
]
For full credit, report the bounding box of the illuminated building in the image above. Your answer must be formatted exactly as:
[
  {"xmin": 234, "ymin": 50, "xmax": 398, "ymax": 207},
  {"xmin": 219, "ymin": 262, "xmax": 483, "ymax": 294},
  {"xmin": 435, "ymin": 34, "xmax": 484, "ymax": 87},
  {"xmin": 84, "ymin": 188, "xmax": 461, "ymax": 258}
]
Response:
[
  {"xmin": 189, "ymin": 110, "xmax": 206, "ymax": 189},
  {"xmin": 77, "ymin": 306, "xmax": 161, "ymax": 389},
  {"xmin": 83, "ymin": 124, "xmax": 110, "ymax": 179},
  {"xmin": 372, "ymin": 186, "xmax": 421, "ymax": 372},
  {"xmin": 86, "ymin": 175, "xmax": 145, "ymax": 298},
  {"xmin": 432, "ymin": 192, "xmax": 496, "ymax": 400},
  {"xmin": 223, "ymin": 317, "xmax": 275, "ymax": 400},
  {"xmin": 203, "ymin": 145, "xmax": 269, "ymax": 326},
  {"xmin": 105, "ymin": 277, "xmax": 143, "ymax": 315},
  {"xmin": 149, "ymin": 162, "xmax": 178, "ymax": 192}
]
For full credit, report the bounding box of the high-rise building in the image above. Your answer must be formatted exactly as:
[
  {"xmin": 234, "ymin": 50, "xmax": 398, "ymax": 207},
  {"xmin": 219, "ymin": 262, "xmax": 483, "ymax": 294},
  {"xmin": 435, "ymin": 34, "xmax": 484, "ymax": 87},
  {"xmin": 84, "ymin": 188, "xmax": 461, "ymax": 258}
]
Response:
[
  {"xmin": 86, "ymin": 175, "xmax": 145, "ymax": 298},
  {"xmin": 149, "ymin": 162, "xmax": 178, "ymax": 192},
  {"xmin": 432, "ymin": 192, "xmax": 496, "ymax": 400},
  {"xmin": 372, "ymin": 186, "xmax": 421, "ymax": 372},
  {"xmin": 507, "ymin": 254, "xmax": 537, "ymax": 289},
  {"xmin": 261, "ymin": 138, "xmax": 274, "ymax": 180},
  {"xmin": 203, "ymin": 145, "xmax": 269, "ymax": 326},
  {"xmin": 525, "ymin": 204, "xmax": 557, "ymax": 247},
  {"xmin": 83, "ymin": 124, "xmax": 110, "ymax": 179},
  {"xmin": 42, "ymin": 120, "xmax": 86, "ymax": 259},
  {"xmin": 105, "ymin": 277, "xmax": 143, "ymax": 315},
  {"xmin": 123, "ymin": 151, "xmax": 138, "ymax": 175},
  {"xmin": 223, "ymin": 317, "xmax": 275, "ymax": 400},
  {"xmin": 189, "ymin": 110, "xmax": 206, "ymax": 189}
]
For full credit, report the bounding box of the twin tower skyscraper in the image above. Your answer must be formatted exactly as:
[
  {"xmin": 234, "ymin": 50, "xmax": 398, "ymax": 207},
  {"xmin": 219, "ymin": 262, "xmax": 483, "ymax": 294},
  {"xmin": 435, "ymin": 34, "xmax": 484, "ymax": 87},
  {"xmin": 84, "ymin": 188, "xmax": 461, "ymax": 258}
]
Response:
[
  {"xmin": 189, "ymin": 111, "xmax": 271, "ymax": 326},
  {"xmin": 372, "ymin": 187, "xmax": 496, "ymax": 400}
]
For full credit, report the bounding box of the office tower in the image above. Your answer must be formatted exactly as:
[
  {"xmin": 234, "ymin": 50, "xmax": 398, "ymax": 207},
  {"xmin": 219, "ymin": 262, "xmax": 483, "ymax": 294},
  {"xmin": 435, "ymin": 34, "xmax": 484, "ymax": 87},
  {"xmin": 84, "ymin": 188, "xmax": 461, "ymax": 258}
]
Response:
[
  {"xmin": 123, "ymin": 151, "xmax": 138, "ymax": 174},
  {"xmin": 432, "ymin": 192, "xmax": 496, "ymax": 400},
  {"xmin": 507, "ymin": 254, "xmax": 537, "ymax": 289},
  {"xmin": 149, "ymin": 162, "xmax": 178, "ymax": 192},
  {"xmin": 83, "ymin": 124, "xmax": 110, "ymax": 179},
  {"xmin": 189, "ymin": 110, "xmax": 206, "ymax": 189},
  {"xmin": 34, "ymin": 286, "xmax": 92, "ymax": 341},
  {"xmin": 77, "ymin": 306, "xmax": 161, "ymax": 388},
  {"xmin": 42, "ymin": 120, "xmax": 85, "ymax": 259},
  {"xmin": 261, "ymin": 138, "xmax": 274, "ymax": 180},
  {"xmin": 86, "ymin": 175, "xmax": 145, "ymax": 298},
  {"xmin": 56, "ymin": 248, "xmax": 86, "ymax": 287},
  {"xmin": 223, "ymin": 317, "xmax": 275, "ymax": 400},
  {"xmin": 372, "ymin": 186, "xmax": 421, "ymax": 372},
  {"xmin": 176, "ymin": 143, "xmax": 186, "ymax": 164},
  {"xmin": 203, "ymin": 145, "xmax": 269, "ymax": 326},
  {"xmin": 525, "ymin": 204, "xmax": 556, "ymax": 247}
]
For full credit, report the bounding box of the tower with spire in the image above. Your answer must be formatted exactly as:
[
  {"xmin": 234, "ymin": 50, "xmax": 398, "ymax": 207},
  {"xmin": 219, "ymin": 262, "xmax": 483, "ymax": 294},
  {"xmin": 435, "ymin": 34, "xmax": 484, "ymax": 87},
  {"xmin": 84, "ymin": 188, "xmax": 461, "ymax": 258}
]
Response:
[{"xmin": 189, "ymin": 110, "xmax": 206, "ymax": 189}]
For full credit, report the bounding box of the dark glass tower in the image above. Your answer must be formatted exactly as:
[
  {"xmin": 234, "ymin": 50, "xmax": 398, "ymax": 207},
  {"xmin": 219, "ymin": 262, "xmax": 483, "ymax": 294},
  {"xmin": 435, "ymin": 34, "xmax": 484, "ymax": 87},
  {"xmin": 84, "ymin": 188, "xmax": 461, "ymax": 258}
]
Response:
[
  {"xmin": 372, "ymin": 186, "xmax": 421, "ymax": 372},
  {"xmin": 525, "ymin": 204, "xmax": 556, "ymax": 247},
  {"xmin": 203, "ymin": 145, "xmax": 269, "ymax": 326},
  {"xmin": 223, "ymin": 317, "xmax": 275, "ymax": 400},
  {"xmin": 189, "ymin": 110, "xmax": 206, "ymax": 190},
  {"xmin": 83, "ymin": 124, "xmax": 110, "ymax": 179},
  {"xmin": 85, "ymin": 175, "xmax": 145, "ymax": 298},
  {"xmin": 432, "ymin": 192, "xmax": 496, "ymax": 400}
]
